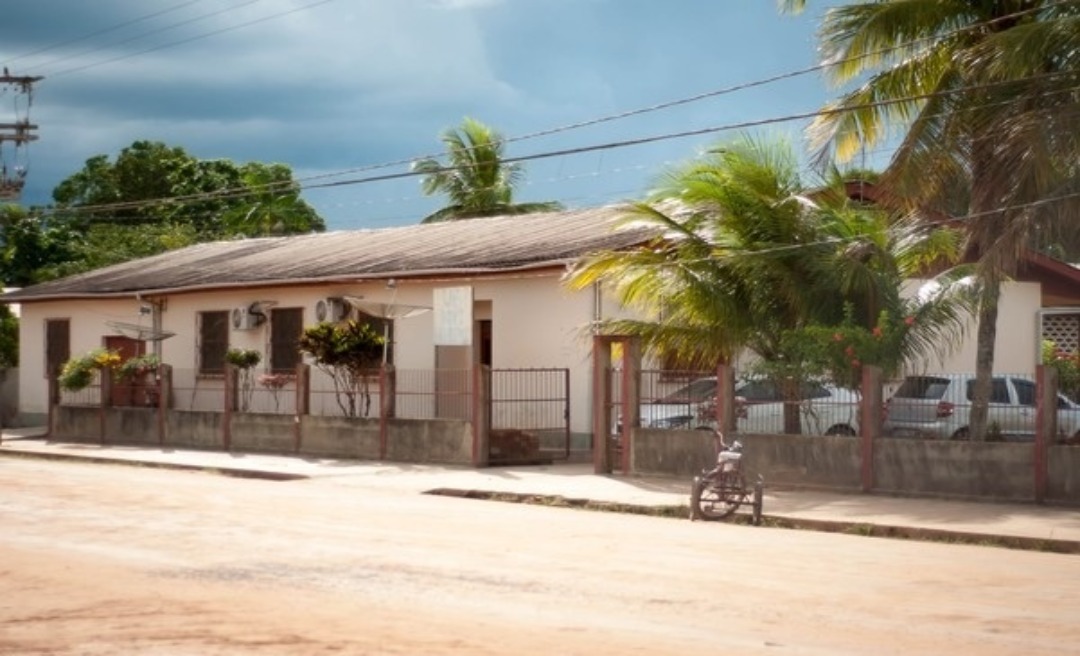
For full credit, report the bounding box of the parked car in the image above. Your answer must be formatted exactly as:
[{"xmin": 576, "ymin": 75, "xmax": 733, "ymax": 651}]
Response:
[
  {"xmin": 627, "ymin": 376, "xmax": 860, "ymax": 436},
  {"xmin": 883, "ymin": 374, "xmax": 1080, "ymax": 441}
]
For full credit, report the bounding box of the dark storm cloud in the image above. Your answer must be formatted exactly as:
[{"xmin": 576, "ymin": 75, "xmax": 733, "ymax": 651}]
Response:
[{"xmin": 2, "ymin": 1, "xmax": 833, "ymax": 227}]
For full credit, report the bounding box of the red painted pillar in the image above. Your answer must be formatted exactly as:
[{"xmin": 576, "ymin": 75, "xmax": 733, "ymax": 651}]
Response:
[
  {"xmin": 1034, "ymin": 365, "xmax": 1057, "ymax": 504},
  {"xmin": 859, "ymin": 366, "xmax": 882, "ymax": 493},
  {"xmin": 223, "ymin": 364, "xmax": 234, "ymax": 451},
  {"xmin": 591, "ymin": 335, "xmax": 613, "ymax": 474}
]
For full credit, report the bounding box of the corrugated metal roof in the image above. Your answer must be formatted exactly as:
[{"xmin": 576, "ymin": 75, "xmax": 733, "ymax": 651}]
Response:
[{"xmin": 3, "ymin": 205, "xmax": 656, "ymax": 301}]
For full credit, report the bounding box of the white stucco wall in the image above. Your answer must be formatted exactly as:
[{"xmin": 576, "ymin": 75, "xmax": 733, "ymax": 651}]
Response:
[
  {"xmin": 17, "ymin": 273, "xmax": 605, "ymax": 432},
  {"xmin": 902, "ymin": 279, "xmax": 1043, "ymax": 377},
  {"xmin": 16, "ymin": 273, "xmax": 1053, "ymax": 431}
]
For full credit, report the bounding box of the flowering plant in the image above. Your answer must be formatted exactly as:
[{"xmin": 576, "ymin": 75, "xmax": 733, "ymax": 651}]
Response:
[
  {"xmin": 258, "ymin": 373, "xmax": 290, "ymax": 390},
  {"xmin": 59, "ymin": 347, "xmax": 122, "ymax": 391},
  {"xmin": 258, "ymin": 372, "xmax": 291, "ymax": 411},
  {"xmin": 1042, "ymin": 340, "xmax": 1080, "ymax": 402},
  {"xmin": 116, "ymin": 353, "xmax": 161, "ymax": 381}
]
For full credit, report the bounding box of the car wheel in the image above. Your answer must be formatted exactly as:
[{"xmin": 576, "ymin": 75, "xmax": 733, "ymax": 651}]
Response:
[
  {"xmin": 825, "ymin": 424, "xmax": 856, "ymax": 437},
  {"xmin": 951, "ymin": 427, "xmax": 970, "ymax": 441}
]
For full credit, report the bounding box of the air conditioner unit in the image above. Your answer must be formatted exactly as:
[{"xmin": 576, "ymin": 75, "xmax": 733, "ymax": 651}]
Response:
[
  {"xmin": 231, "ymin": 306, "xmax": 262, "ymax": 330},
  {"xmin": 315, "ymin": 297, "xmax": 349, "ymax": 323}
]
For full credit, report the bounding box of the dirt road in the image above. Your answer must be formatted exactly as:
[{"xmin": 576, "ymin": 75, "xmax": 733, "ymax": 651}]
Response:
[{"xmin": 2, "ymin": 457, "xmax": 1077, "ymax": 655}]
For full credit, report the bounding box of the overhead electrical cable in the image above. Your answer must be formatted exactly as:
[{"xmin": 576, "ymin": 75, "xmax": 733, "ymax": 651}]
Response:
[{"xmin": 34, "ymin": 71, "xmax": 1080, "ymax": 220}]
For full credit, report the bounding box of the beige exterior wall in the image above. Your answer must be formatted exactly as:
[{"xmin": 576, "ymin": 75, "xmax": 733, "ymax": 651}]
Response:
[
  {"xmin": 903, "ymin": 280, "xmax": 1043, "ymax": 378},
  {"xmin": 16, "ymin": 273, "xmax": 1054, "ymax": 430},
  {"xmin": 17, "ymin": 273, "xmax": 608, "ymax": 433}
]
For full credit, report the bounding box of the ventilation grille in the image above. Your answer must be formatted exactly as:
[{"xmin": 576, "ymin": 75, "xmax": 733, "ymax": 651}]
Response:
[{"xmin": 1042, "ymin": 313, "xmax": 1080, "ymax": 353}]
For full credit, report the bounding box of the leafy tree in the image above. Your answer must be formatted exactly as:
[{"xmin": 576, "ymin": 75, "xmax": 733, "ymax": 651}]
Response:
[
  {"xmin": 566, "ymin": 135, "xmax": 969, "ymax": 433},
  {"xmin": 0, "ymin": 204, "xmax": 79, "ymax": 286},
  {"xmin": 297, "ymin": 321, "xmax": 384, "ymax": 417},
  {"xmin": 412, "ymin": 117, "xmax": 562, "ymax": 223},
  {"xmin": 52, "ymin": 140, "xmax": 325, "ymax": 240},
  {"xmin": 0, "ymin": 304, "xmax": 17, "ymax": 369},
  {"xmin": 782, "ymin": 0, "xmax": 1080, "ymax": 439},
  {"xmin": 219, "ymin": 162, "xmax": 325, "ymax": 237}
]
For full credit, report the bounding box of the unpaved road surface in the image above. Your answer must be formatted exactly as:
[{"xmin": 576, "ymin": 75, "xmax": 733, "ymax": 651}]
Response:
[{"xmin": 2, "ymin": 457, "xmax": 1078, "ymax": 655}]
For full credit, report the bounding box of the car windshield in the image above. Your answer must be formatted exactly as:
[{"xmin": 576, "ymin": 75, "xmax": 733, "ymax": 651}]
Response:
[
  {"xmin": 894, "ymin": 376, "xmax": 949, "ymax": 400},
  {"xmin": 657, "ymin": 379, "xmax": 716, "ymax": 404},
  {"xmin": 736, "ymin": 379, "xmax": 832, "ymax": 402}
]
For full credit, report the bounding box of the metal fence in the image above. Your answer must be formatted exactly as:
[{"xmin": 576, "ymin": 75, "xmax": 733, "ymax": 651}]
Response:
[
  {"xmin": 490, "ymin": 368, "xmax": 570, "ymax": 459},
  {"xmin": 614, "ymin": 369, "xmax": 1075, "ymax": 441}
]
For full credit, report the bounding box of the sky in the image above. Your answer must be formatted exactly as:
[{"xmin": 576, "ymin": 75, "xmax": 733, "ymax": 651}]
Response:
[{"xmin": 0, "ymin": 0, "xmax": 860, "ymax": 231}]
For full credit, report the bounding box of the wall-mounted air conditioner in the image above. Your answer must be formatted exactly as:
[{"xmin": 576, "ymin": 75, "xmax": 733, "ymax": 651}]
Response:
[
  {"xmin": 315, "ymin": 297, "xmax": 349, "ymax": 323},
  {"xmin": 232, "ymin": 306, "xmax": 263, "ymax": 330}
]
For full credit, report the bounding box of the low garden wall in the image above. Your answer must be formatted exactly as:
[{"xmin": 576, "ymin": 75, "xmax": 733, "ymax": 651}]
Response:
[
  {"xmin": 632, "ymin": 428, "xmax": 1079, "ymax": 504},
  {"xmin": 51, "ymin": 406, "xmax": 472, "ymax": 466}
]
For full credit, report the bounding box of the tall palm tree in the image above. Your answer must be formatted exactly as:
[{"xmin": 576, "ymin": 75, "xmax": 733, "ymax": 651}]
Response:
[
  {"xmin": 782, "ymin": 0, "xmax": 1080, "ymax": 439},
  {"xmin": 566, "ymin": 135, "xmax": 967, "ymax": 433},
  {"xmin": 412, "ymin": 118, "xmax": 562, "ymax": 223}
]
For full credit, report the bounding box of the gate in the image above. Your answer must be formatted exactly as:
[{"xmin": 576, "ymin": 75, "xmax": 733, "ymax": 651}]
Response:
[{"xmin": 489, "ymin": 368, "xmax": 570, "ymax": 464}]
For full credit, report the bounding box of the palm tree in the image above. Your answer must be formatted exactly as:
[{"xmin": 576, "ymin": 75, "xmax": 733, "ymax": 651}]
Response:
[
  {"xmin": 566, "ymin": 135, "xmax": 968, "ymax": 433},
  {"xmin": 412, "ymin": 117, "xmax": 562, "ymax": 223},
  {"xmin": 781, "ymin": 0, "xmax": 1080, "ymax": 440}
]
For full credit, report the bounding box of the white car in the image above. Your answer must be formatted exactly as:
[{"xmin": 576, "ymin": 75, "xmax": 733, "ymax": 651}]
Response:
[
  {"xmin": 631, "ymin": 377, "xmax": 861, "ymax": 436},
  {"xmin": 883, "ymin": 374, "xmax": 1080, "ymax": 441}
]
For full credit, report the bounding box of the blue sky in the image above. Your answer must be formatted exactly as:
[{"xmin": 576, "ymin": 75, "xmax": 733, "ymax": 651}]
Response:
[{"xmin": 0, "ymin": 0, "xmax": 857, "ymax": 230}]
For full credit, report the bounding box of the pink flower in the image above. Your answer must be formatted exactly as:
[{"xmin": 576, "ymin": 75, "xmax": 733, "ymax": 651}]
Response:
[
  {"xmin": 872, "ymin": 326, "xmax": 883, "ymax": 338},
  {"xmin": 904, "ymin": 316, "xmax": 915, "ymax": 326}
]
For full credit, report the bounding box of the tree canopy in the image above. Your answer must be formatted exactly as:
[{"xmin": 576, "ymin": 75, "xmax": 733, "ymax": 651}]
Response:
[
  {"xmin": 1, "ymin": 140, "xmax": 326, "ymax": 285},
  {"xmin": 782, "ymin": 0, "xmax": 1080, "ymax": 439},
  {"xmin": 566, "ymin": 135, "xmax": 970, "ymax": 431},
  {"xmin": 411, "ymin": 118, "xmax": 562, "ymax": 223}
]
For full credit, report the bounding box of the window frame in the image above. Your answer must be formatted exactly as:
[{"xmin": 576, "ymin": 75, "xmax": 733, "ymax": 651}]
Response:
[
  {"xmin": 44, "ymin": 318, "xmax": 71, "ymax": 379},
  {"xmin": 269, "ymin": 306, "xmax": 304, "ymax": 374},
  {"xmin": 197, "ymin": 310, "xmax": 229, "ymax": 376}
]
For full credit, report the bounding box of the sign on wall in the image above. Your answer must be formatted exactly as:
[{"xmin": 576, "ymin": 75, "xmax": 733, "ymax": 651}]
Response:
[{"xmin": 433, "ymin": 286, "xmax": 473, "ymax": 346}]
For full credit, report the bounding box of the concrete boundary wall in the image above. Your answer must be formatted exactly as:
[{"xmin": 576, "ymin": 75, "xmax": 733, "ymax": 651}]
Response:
[
  {"xmin": 51, "ymin": 407, "xmax": 472, "ymax": 466},
  {"xmin": 632, "ymin": 428, "xmax": 1079, "ymax": 504},
  {"xmin": 874, "ymin": 440, "xmax": 1032, "ymax": 501}
]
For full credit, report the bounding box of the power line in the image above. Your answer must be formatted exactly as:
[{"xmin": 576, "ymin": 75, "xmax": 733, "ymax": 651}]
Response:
[
  {"xmin": 25, "ymin": 3, "xmax": 1079, "ymax": 219},
  {"xmin": 33, "ymin": 72, "xmax": 1080, "ymax": 221},
  {"xmin": 0, "ymin": 0, "xmax": 209, "ymax": 68}
]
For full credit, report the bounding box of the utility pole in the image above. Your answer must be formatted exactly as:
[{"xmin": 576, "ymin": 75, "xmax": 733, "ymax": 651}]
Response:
[{"xmin": 0, "ymin": 72, "xmax": 43, "ymax": 201}]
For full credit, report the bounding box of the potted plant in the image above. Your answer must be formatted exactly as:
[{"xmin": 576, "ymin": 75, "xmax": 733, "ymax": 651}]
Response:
[
  {"xmin": 59, "ymin": 348, "xmax": 122, "ymax": 392},
  {"xmin": 116, "ymin": 353, "xmax": 162, "ymax": 406},
  {"xmin": 226, "ymin": 348, "xmax": 261, "ymax": 412}
]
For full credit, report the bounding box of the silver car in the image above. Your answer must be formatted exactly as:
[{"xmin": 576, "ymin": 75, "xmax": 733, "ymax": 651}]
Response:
[
  {"xmin": 631, "ymin": 377, "xmax": 860, "ymax": 436},
  {"xmin": 883, "ymin": 374, "xmax": 1080, "ymax": 441}
]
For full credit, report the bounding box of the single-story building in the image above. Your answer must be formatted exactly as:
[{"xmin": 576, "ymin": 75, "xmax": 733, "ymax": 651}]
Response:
[{"xmin": 3, "ymin": 206, "xmax": 1078, "ymax": 444}]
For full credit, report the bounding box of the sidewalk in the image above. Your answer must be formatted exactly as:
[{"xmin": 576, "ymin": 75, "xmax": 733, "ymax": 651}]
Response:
[{"xmin": 3, "ymin": 428, "xmax": 1079, "ymax": 552}]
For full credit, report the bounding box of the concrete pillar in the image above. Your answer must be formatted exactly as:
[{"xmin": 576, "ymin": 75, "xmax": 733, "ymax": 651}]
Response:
[
  {"xmin": 223, "ymin": 364, "xmax": 234, "ymax": 451},
  {"xmin": 715, "ymin": 363, "xmax": 737, "ymax": 436},
  {"xmin": 859, "ymin": 365, "xmax": 883, "ymax": 493},
  {"xmin": 100, "ymin": 367, "xmax": 113, "ymax": 445},
  {"xmin": 591, "ymin": 335, "xmax": 614, "ymax": 474},
  {"xmin": 1034, "ymin": 365, "xmax": 1058, "ymax": 504},
  {"xmin": 379, "ymin": 364, "xmax": 396, "ymax": 460},
  {"xmin": 620, "ymin": 337, "xmax": 641, "ymax": 474},
  {"xmin": 472, "ymin": 365, "xmax": 491, "ymax": 467},
  {"xmin": 295, "ymin": 363, "xmax": 310, "ymax": 453},
  {"xmin": 158, "ymin": 364, "xmax": 172, "ymax": 446}
]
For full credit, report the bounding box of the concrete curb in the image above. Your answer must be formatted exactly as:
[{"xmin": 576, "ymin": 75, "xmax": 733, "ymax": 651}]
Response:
[
  {"xmin": 0, "ymin": 448, "xmax": 310, "ymax": 481},
  {"xmin": 425, "ymin": 488, "xmax": 1080, "ymax": 555}
]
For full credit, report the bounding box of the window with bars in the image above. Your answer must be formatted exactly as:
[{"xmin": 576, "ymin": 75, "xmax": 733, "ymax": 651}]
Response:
[
  {"xmin": 45, "ymin": 319, "xmax": 70, "ymax": 378},
  {"xmin": 270, "ymin": 307, "xmax": 304, "ymax": 373},
  {"xmin": 198, "ymin": 311, "xmax": 229, "ymax": 375}
]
